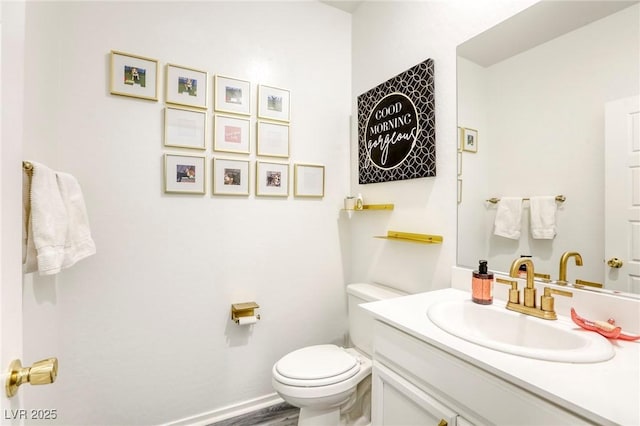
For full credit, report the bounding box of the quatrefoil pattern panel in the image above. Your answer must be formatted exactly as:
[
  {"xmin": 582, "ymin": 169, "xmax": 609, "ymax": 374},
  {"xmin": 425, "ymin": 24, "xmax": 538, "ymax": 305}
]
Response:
[{"xmin": 357, "ymin": 58, "xmax": 436, "ymax": 184}]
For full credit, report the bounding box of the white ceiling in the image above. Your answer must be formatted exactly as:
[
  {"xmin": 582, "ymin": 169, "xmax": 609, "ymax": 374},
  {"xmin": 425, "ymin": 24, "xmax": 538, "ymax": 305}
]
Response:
[
  {"xmin": 319, "ymin": 1, "xmax": 638, "ymax": 68},
  {"xmin": 319, "ymin": 0, "xmax": 364, "ymax": 14},
  {"xmin": 458, "ymin": 1, "xmax": 638, "ymax": 67}
]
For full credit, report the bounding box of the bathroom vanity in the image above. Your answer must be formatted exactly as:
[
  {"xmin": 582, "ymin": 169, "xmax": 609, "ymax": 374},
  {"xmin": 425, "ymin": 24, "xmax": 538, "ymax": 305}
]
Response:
[{"xmin": 363, "ymin": 288, "xmax": 640, "ymax": 426}]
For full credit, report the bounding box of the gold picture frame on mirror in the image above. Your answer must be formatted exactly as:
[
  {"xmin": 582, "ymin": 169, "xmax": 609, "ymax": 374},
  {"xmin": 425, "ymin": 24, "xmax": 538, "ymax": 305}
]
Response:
[{"xmin": 461, "ymin": 127, "xmax": 478, "ymax": 153}]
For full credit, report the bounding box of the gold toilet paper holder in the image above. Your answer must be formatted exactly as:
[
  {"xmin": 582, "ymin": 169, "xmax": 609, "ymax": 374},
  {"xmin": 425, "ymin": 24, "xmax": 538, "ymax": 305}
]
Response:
[{"xmin": 231, "ymin": 302, "xmax": 260, "ymax": 324}]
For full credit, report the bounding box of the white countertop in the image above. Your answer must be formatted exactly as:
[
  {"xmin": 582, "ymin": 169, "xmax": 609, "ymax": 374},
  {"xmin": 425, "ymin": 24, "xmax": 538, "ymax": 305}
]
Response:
[{"xmin": 362, "ymin": 288, "xmax": 640, "ymax": 425}]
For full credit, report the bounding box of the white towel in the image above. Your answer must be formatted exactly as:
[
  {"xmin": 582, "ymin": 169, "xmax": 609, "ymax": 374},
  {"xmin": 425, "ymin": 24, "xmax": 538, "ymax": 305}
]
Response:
[
  {"xmin": 23, "ymin": 162, "xmax": 67, "ymax": 274},
  {"xmin": 493, "ymin": 197, "xmax": 523, "ymax": 239},
  {"xmin": 530, "ymin": 196, "xmax": 557, "ymax": 239},
  {"xmin": 23, "ymin": 161, "xmax": 96, "ymax": 275},
  {"xmin": 57, "ymin": 172, "xmax": 96, "ymax": 270}
]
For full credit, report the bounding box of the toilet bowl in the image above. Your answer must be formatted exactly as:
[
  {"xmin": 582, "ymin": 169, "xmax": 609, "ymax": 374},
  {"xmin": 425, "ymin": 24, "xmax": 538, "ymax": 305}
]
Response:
[
  {"xmin": 272, "ymin": 283, "xmax": 405, "ymax": 426},
  {"xmin": 272, "ymin": 345, "xmax": 371, "ymax": 406}
]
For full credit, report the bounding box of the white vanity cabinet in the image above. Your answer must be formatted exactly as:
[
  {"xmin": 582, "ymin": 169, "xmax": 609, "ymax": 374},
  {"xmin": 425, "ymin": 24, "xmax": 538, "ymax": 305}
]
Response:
[
  {"xmin": 371, "ymin": 320, "xmax": 594, "ymax": 426},
  {"xmin": 373, "ymin": 361, "xmax": 474, "ymax": 426}
]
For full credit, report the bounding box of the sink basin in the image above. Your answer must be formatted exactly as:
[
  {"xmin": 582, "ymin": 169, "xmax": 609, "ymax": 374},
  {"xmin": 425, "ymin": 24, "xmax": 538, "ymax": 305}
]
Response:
[{"xmin": 427, "ymin": 299, "xmax": 614, "ymax": 363}]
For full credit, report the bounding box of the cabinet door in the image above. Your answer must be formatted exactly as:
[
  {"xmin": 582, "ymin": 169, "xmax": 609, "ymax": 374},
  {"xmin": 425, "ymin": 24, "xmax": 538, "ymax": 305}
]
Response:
[{"xmin": 372, "ymin": 362, "xmax": 472, "ymax": 426}]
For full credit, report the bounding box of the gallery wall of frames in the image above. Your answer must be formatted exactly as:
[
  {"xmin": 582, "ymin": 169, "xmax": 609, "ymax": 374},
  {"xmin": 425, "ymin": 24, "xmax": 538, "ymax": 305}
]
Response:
[{"xmin": 109, "ymin": 50, "xmax": 326, "ymax": 199}]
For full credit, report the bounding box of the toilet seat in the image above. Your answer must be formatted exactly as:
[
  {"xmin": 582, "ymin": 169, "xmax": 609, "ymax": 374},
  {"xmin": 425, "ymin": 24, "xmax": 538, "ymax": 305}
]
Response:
[{"xmin": 274, "ymin": 344, "xmax": 361, "ymax": 387}]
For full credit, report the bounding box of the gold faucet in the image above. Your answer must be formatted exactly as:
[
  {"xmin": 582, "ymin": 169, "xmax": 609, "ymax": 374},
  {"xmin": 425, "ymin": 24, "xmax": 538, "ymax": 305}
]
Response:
[
  {"xmin": 509, "ymin": 258, "xmax": 536, "ymax": 308},
  {"xmin": 495, "ymin": 257, "xmax": 573, "ymax": 320},
  {"xmin": 558, "ymin": 251, "xmax": 583, "ymax": 284}
]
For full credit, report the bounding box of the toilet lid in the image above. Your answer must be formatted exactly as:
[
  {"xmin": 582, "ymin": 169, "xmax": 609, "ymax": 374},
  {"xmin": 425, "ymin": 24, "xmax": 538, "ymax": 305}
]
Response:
[{"xmin": 274, "ymin": 345, "xmax": 360, "ymax": 386}]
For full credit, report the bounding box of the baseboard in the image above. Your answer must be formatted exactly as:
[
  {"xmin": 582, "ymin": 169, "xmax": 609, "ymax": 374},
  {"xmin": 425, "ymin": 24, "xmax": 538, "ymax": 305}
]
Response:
[{"xmin": 163, "ymin": 393, "xmax": 285, "ymax": 426}]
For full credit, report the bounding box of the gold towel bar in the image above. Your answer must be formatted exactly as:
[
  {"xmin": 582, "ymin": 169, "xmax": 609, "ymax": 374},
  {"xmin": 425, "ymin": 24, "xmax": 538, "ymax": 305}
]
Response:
[
  {"xmin": 486, "ymin": 195, "xmax": 565, "ymax": 204},
  {"xmin": 22, "ymin": 161, "xmax": 34, "ymax": 177}
]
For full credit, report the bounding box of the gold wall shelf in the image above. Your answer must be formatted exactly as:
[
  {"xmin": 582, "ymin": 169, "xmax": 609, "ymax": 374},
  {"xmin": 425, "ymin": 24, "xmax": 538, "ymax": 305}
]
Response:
[
  {"xmin": 343, "ymin": 204, "xmax": 394, "ymax": 211},
  {"xmin": 375, "ymin": 231, "xmax": 443, "ymax": 244},
  {"xmin": 362, "ymin": 204, "xmax": 394, "ymax": 210}
]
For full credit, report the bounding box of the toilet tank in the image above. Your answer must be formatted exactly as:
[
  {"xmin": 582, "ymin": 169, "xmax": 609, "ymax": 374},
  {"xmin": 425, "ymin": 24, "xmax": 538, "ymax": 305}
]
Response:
[{"xmin": 347, "ymin": 283, "xmax": 406, "ymax": 357}]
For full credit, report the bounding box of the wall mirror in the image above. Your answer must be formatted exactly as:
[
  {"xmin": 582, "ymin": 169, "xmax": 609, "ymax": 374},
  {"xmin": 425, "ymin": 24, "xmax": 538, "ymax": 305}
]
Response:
[{"xmin": 456, "ymin": 1, "xmax": 640, "ymax": 296}]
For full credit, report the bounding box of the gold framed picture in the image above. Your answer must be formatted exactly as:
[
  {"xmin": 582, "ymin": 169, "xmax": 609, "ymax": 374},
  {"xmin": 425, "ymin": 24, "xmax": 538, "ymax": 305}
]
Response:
[
  {"xmin": 214, "ymin": 114, "xmax": 251, "ymax": 154},
  {"xmin": 257, "ymin": 120, "xmax": 289, "ymax": 158},
  {"xmin": 166, "ymin": 64, "xmax": 208, "ymax": 109},
  {"xmin": 257, "ymin": 84, "xmax": 290, "ymax": 122},
  {"xmin": 164, "ymin": 107, "xmax": 206, "ymax": 150},
  {"xmin": 109, "ymin": 50, "xmax": 158, "ymax": 101},
  {"xmin": 164, "ymin": 153, "xmax": 206, "ymax": 194},
  {"xmin": 256, "ymin": 161, "xmax": 289, "ymax": 197},
  {"xmin": 214, "ymin": 75, "xmax": 251, "ymax": 116},
  {"xmin": 294, "ymin": 164, "xmax": 325, "ymax": 198},
  {"xmin": 212, "ymin": 158, "xmax": 250, "ymax": 196}
]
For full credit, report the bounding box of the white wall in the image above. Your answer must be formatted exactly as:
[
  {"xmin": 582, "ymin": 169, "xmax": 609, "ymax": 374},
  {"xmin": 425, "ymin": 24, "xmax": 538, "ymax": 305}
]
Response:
[
  {"xmin": 458, "ymin": 4, "xmax": 640, "ymax": 280},
  {"xmin": 350, "ymin": 0, "xmax": 537, "ymax": 293},
  {"xmin": 21, "ymin": 2, "xmax": 351, "ymax": 425}
]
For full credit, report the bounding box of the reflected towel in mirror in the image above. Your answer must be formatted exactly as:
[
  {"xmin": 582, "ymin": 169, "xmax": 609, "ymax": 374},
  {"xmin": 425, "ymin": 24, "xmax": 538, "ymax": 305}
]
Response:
[
  {"xmin": 530, "ymin": 196, "xmax": 557, "ymax": 239},
  {"xmin": 493, "ymin": 197, "xmax": 523, "ymax": 239}
]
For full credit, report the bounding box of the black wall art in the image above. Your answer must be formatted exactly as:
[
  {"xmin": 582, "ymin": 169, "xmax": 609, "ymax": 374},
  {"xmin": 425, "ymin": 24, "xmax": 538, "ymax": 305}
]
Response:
[{"xmin": 357, "ymin": 59, "xmax": 435, "ymax": 184}]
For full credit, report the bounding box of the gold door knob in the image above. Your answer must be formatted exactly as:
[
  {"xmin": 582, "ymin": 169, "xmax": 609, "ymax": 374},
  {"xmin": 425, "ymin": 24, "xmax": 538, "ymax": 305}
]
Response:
[
  {"xmin": 607, "ymin": 257, "xmax": 623, "ymax": 268},
  {"xmin": 5, "ymin": 358, "xmax": 58, "ymax": 398},
  {"xmin": 438, "ymin": 420, "xmax": 448, "ymax": 426}
]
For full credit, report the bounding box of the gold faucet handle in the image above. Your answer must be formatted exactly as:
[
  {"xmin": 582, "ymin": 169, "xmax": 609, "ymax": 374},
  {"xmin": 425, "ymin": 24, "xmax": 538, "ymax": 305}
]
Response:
[
  {"xmin": 496, "ymin": 277, "xmax": 517, "ymax": 288},
  {"xmin": 496, "ymin": 278, "xmax": 520, "ymax": 304},
  {"xmin": 541, "ymin": 287, "xmax": 573, "ymax": 314},
  {"xmin": 545, "ymin": 287, "xmax": 573, "ymax": 298},
  {"xmin": 575, "ymin": 279, "xmax": 603, "ymax": 289},
  {"xmin": 534, "ymin": 272, "xmax": 551, "ymax": 283}
]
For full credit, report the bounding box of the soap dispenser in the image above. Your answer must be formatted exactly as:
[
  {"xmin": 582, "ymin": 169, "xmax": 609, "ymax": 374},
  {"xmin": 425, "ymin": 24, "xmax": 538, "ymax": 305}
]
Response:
[{"xmin": 472, "ymin": 260, "xmax": 494, "ymax": 305}]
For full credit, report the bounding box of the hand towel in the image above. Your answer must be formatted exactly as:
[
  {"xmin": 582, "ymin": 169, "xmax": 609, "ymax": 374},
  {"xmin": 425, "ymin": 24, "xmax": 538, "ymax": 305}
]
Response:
[
  {"xmin": 493, "ymin": 197, "xmax": 523, "ymax": 239},
  {"xmin": 23, "ymin": 161, "xmax": 68, "ymax": 275},
  {"xmin": 23, "ymin": 162, "xmax": 96, "ymax": 275},
  {"xmin": 56, "ymin": 172, "xmax": 96, "ymax": 270},
  {"xmin": 530, "ymin": 196, "xmax": 557, "ymax": 239}
]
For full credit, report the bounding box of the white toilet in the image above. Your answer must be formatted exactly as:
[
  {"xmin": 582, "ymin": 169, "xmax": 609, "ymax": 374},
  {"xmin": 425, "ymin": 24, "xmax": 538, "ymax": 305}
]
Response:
[{"xmin": 272, "ymin": 283, "xmax": 405, "ymax": 426}]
